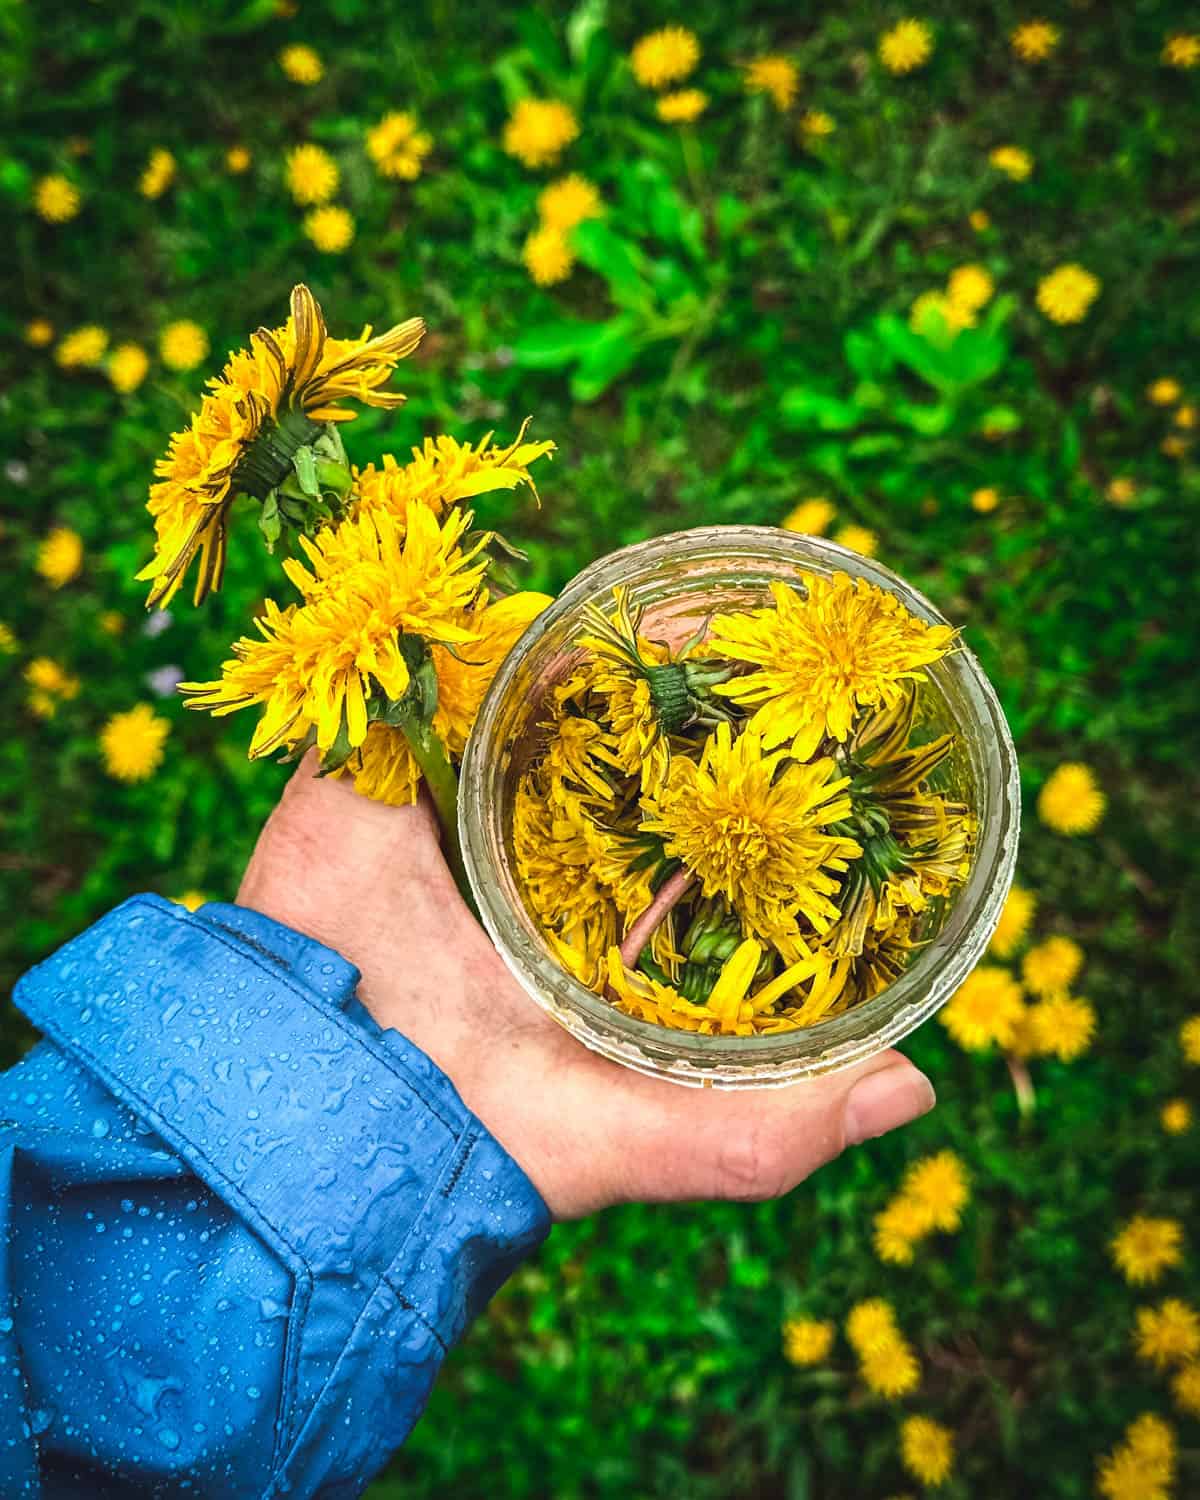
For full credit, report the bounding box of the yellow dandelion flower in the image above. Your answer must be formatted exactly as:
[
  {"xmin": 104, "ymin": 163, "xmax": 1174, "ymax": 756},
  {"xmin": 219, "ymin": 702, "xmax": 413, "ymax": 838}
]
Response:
[
  {"xmin": 1096, "ymin": 1442, "xmax": 1172, "ymax": 1500},
  {"xmin": 503, "ymin": 99, "xmax": 579, "ymax": 170},
  {"xmin": 1163, "ymin": 34, "xmax": 1200, "ymax": 68},
  {"xmin": 846, "ymin": 1298, "xmax": 899, "ymax": 1353},
  {"xmin": 947, "ymin": 264, "xmax": 993, "ymax": 314},
  {"xmin": 108, "ymin": 343, "xmax": 150, "ymax": 394},
  {"xmin": 140, "ymin": 284, "xmax": 423, "ymax": 607},
  {"xmin": 1037, "ymin": 761, "xmax": 1106, "ymax": 834},
  {"xmin": 641, "ymin": 721, "xmax": 860, "ymax": 950},
  {"xmin": 878, "ymin": 19, "xmax": 934, "ymax": 75},
  {"xmin": 226, "ymin": 145, "xmax": 252, "ymax": 173},
  {"xmin": 910, "ymin": 289, "xmax": 974, "ymax": 336},
  {"xmin": 280, "ymin": 43, "xmax": 323, "ymax": 84},
  {"xmin": 36, "ymin": 525, "xmax": 83, "ymax": 588},
  {"xmin": 25, "ymin": 318, "xmax": 54, "ymax": 347},
  {"xmin": 523, "ymin": 224, "xmax": 574, "ymax": 286},
  {"xmin": 782, "ymin": 1317, "xmax": 835, "ymax": 1365},
  {"xmin": 969, "ymin": 209, "xmax": 991, "ymax": 232},
  {"xmin": 902, "ymin": 1150, "xmax": 970, "ymax": 1232},
  {"xmin": 34, "ymin": 174, "xmax": 81, "ymax": 223},
  {"xmin": 1106, "ymin": 477, "xmax": 1137, "ymax": 506},
  {"xmin": 989, "ymin": 144, "xmax": 1033, "ymax": 180},
  {"xmin": 1174, "ymin": 403, "xmax": 1196, "ymax": 429},
  {"xmin": 1180, "ymin": 1016, "xmax": 1200, "ymax": 1064},
  {"xmin": 1135, "ymin": 1298, "xmax": 1200, "ymax": 1370},
  {"xmin": 970, "ymin": 488, "xmax": 1000, "ymax": 518},
  {"xmin": 834, "ymin": 524, "xmax": 878, "ymax": 557},
  {"xmin": 1112, "ymin": 1217, "xmax": 1186, "ymax": 1287},
  {"xmin": 100, "ymin": 704, "xmax": 170, "ymax": 782},
  {"xmin": 657, "ymin": 89, "xmax": 708, "ymax": 123},
  {"xmin": 55, "ymin": 325, "xmax": 108, "ymax": 369},
  {"xmin": 175, "ymin": 890, "xmax": 208, "ymax": 911},
  {"xmin": 873, "ymin": 1194, "xmax": 929, "ymax": 1264},
  {"xmin": 159, "ymin": 320, "xmax": 209, "ymax": 373},
  {"xmin": 800, "ymin": 109, "xmax": 835, "ymax": 138},
  {"xmin": 286, "ymin": 143, "xmax": 339, "ymax": 205},
  {"xmin": 1037, "ymin": 264, "xmax": 1100, "ymax": 324},
  {"xmin": 744, "ymin": 56, "xmax": 799, "ymax": 111},
  {"xmin": 1027, "ymin": 994, "xmax": 1095, "ymax": 1061},
  {"xmin": 1125, "ymin": 1414, "xmax": 1176, "ymax": 1473},
  {"xmin": 365, "ymin": 112, "xmax": 433, "ymax": 181},
  {"xmin": 1172, "ymin": 1363, "xmax": 1200, "ymax": 1416},
  {"xmin": 630, "ymin": 26, "xmax": 700, "ymax": 89},
  {"xmin": 0, "ymin": 623, "xmax": 15, "ymax": 654},
  {"xmin": 1161, "ymin": 433, "xmax": 1190, "ymax": 458},
  {"xmin": 1011, "ymin": 21, "xmax": 1060, "ymax": 62},
  {"xmin": 537, "ymin": 174, "xmax": 603, "ymax": 231},
  {"xmin": 1021, "ymin": 935, "xmax": 1083, "ymax": 998},
  {"xmin": 900, "ymin": 1416, "xmax": 954, "ymax": 1486},
  {"xmin": 25, "ymin": 657, "xmax": 80, "ymax": 700},
  {"xmin": 941, "ymin": 964, "xmax": 1026, "ymax": 1051},
  {"xmin": 708, "ymin": 573, "xmax": 956, "ymax": 759},
  {"xmin": 1146, "ymin": 377, "xmax": 1182, "ymax": 405},
  {"xmin": 139, "ymin": 148, "xmax": 176, "ymax": 200},
  {"xmin": 861, "ymin": 1338, "xmax": 922, "ymax": 1398},
  {"xmin": 1162, "ymin": 1099, "xmax": 1192, "ymax": 1134},
  {"xmin": 782, "ymin": 498, "xmax": 836, "ymax": 535},
  {"xmin": 99, "ymin": 611, "xmax": 125, "ymax": 636},
  {"xmin": 304, "ymin": 204, "xmax": 354, "ymax": 253}
]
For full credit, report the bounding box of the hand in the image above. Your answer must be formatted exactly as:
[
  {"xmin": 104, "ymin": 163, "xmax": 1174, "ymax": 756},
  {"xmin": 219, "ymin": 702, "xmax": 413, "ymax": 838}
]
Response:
[{"xmin": 238, "ymin": 758, "xmax": 936, "ymax": 1219}]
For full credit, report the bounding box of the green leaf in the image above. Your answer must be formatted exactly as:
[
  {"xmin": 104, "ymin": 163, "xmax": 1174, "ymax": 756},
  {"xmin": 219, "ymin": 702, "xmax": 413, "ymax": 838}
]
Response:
[
  {"xmin": 509, "ymin": 319, "xmax": 613, "ymax": 369},
  {"xmin": 573, "ymin": 220, "xmax": 651, "ymax": 310},
  {"xmin": 569, "ymin": 317, "xmax": 645, "ymax": 402},
  {"xmin": 778, "ymin": 387, "xmax": 862, "ymax": 431}
]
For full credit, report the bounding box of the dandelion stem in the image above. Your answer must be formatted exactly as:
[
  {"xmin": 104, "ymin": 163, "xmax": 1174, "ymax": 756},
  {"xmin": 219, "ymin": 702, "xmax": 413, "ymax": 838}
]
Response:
[
  {"xmin": 619, "ymin": 867, "xmax": 695, "ymax": 969},
  {"xmin": 396, "ymin": 712, "xmax": 479, "ymax": 920},
  {"xmin": 1005, "ymin": 1053, "xmax": 1036, "ymax": 1118}
]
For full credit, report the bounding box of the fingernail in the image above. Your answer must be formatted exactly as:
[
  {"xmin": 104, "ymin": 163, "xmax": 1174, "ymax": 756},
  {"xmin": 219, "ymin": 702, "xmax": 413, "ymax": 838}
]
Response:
[{"xmin": 844, "ymin": 1064, "xmax": 936, "ymax": 1146}]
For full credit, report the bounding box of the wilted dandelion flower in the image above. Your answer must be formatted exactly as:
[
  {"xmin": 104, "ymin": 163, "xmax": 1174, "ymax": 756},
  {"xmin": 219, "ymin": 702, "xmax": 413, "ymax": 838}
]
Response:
[
  {"xmin": 1022, "ymin": 935, "xmax": 1083, "ymax": 997},
  {"xmin": 1180, "ymin": 1016, "xmax": 1200, "ymax": 1064},
  {"xmin": 1162, "ymin": 1099, "xmax": 1192, "ymax": 1134},
  {"xmin": 100, "ymin": 704, "xmax": 170, "ymax": 782},
  {"xmin": 1135, "ymin": 1298, "xmax": 1200, "ymax": 1369},
  {"xmin": 1028, "ymin": 994, "xmax": 1095, "ymax": 1060},
  {"xmin": 108, "ymin": 343, "xmax": 150, "ymax": 394},
  {"xmin": 941, "ymin": 965, "xmax": 1026, "ymax": 1050},
  {"xmin": 900, "ymin": 1416, "xmax": 954, "ymax": 1485},
  {"xmin": 55, "ymin": 325, "xmax": 108, "ymax": 368},
  {"xmin": 366, "ymin": 112, "xmax": 433, "ymax": 179},
  {"xmin": 783, "ymin": 498, "xmax": 836, "ymax": 535},
  {"xmin": 280, "ymin": 44, "xmax": 323, "ymax": 84},
  {"xmin": 744, "ymin": 56, "xmax": 799, "ymax": 111},
  {"xmin": 226, "ymin": 145, "xmax": 252, "ymax": 173},
  {"xmin": 989, "ymin": 144, "xmax": 1033, "ymax": 180},
  {"xmin": 782, "ymin": 1317, "xmax": 834, "ymax": 1365},
  {"xmin": 304, "ymin": 205, "xmax": 354, "ymax": 253},
  {"xmin": 861, "ymin": 1339, "xmax": 921, "ymax": 1398},
  {"xmin": 1172, "ymin": 1363, "xmax": 1200, "ymax": 1415},
  {"xmin": 630, "ymin": 27, "xmax": 700, "ymax": 88},
  {"xmin": 1037, "ymin": 264, "xmax": 1100, "ymax": 324},
  {"xmin": 36, "ymin": 526, "xmax": 83, "ymax": 588},
  {"xmin": 947, "ymin": 264, "xmax": 993, "ymax": 314},
  {"xmin": 1112, "ymin": 1217, "xmax": 1186, "ymax": 1286},
  {"xmin": 503, "ymin": 99, "xmax": 579, "ymax": 169},
  {"xmin": 159, "ymin": 320, "xmax": 209, "ymax": 372},
  {"xmin": 1011, "ymin": 21, "xmax": 1060, "ymax": 61},
  {"xmin": 799, "ymin": 109, "xmax": 835, "ymax": 138},
  {"xmin": 139, "ymin": 148, "xmax": 176, "ymax": 199},
  {"xmin": 1037, "ymin": 761, "xmax": 1105, "ymax": 833},
  {"xmin": 34, "ymin": 174, "xmax": 81, "ymax": 222},
  {"xmin": 1146, "ymin": 377, "xmax": 1182, "ymax": 405},
  {"xmin": 834, "ymin": 524, "xmax": 878, "ymax": 557},
  {"xmin": 657, "ymin": 89, "xmax": 708, "ymax": 123},
  {"xmin": 523, "ymin": 224, "xmax": 574, "ymax": 286},
  {"xmin": 878, "ymin": 20, "xmax": 934, "ymax": 74},
  {"xmin": 286, "ymin": 143, "xmax": 339, "ymax": 205},
  {"xmin": 537, "ymin": 175, "xmax": 602, "ymax": 231},
  {"xmin": 25, "ymin": 318, "xmax": 54, "ymax": 346},
  {"xmin": 1163, "ymin": 33, "xmax": 1200, "ymax": 68}
]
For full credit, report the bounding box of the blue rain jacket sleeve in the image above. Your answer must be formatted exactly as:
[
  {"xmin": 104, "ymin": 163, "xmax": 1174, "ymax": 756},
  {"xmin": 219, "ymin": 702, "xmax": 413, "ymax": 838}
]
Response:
[{"xmin": 1, "ymin": 893, "xmax": 552, "ymax": 1499}]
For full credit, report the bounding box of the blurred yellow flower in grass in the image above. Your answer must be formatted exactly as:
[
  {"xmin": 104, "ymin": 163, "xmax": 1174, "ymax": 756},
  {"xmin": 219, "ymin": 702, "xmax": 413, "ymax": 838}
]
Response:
[
  {"xmin": 989, "ymin": 884, "xmax": 1034, "ymax": 956},
  {"xmin": 100, "ymin": 704, "xmax": 170, "ymax": 782},
  {"xmin": 366, "ymin": 113, "xmax": 433, "ymax": 180},
  {"xmin": 1163, "ymin": 34, "xmax": 1200, "ymax": 68},
  {"xmin": 1173, "ymin": 403, "xmax": 1196, "ymax": 429},
  {"xmin": 159, "ymin": 321, "xmax": 209, "ymax": 372},
  {"xmin": 503, "ymin": 99, "xmax": 579, "ymax": 169},
  {"xmin": 280, "ymin": 44, "xmax": 323, "ymax": 84},
  {"xmin": 941, "ymin": 965, "xmax": 1026, "ymax": 1051},
  {"xmin": 34, "ymin": 174, "xmax": 81, "ymax": 222},
  {"xmin": 878, "ymin": 20, "xmax": 933, "ymax": 75},
  {"xmin": 1026, "ymin": 994, "xmax": 1095, "ymax": 1061},
  {"xmin": 1161, "ymin": 433, "xmax": 1190, "ymax": 458},
  {"xmin": 1147, "ymin": 377, "xmax": 1182, "ymax": 405},
  {"xmin": 782, "ymin": 1317, "xmax": 834, "ymax": 1365},
  {"xmin": 55, "ymin": 325, "xmax": 108, "ymax": 369},
  {"xmin": 1162, "ymin": 1099, "xmax": 1192, "ymax": 1134},
  {"xmin": 971, "ymin": 486, "xmax": 1000, "ymax": 514},
  {"xmin": 630, "ymin": 27, "xmax": 700, "ymax": 89},
  {"xmin": 1037, "ymin": 264, "xmax": 1100, "ymax": 324},
  {"xmin": 903, "ymin": 1151, "xmax": 970, "ymax": 1231},
  {"xmin": 523, "ymin": 224, "xmax": 574, "ymax": 286},
  {"xmin": 1037, "ymin": 761, "xmax": 1105, "ymax": 833},
  {"xmin": 175, "ymin": 891, "xmax": 208, "ymax": 911},
  {"xmin": 25, "ymin": 318, "xmax": 54, "ymax": 347},
  {"xmin": 36, "ymin": 526, "xmax": 83, "ymax": 587},
  {"xmin": 1172, "ymin": 1363, "xmax": 1200, "ymax": 1416},
  {"xmin": 286, "ymin": 143, "xmax": 339, "ymax": 205},
  {"xmin": 0, "ymin": 623, "xmax": 16, "ymax": 654},
  {"xmin": 833, "ymin": 524, "xmax": 878, "ymax": 557},
  {"xmin": 846, "ymin": 1299, "xmax": 921, "ymax": 1398},
  {"xmin": 1106, "ymin": 477, "xmax": 1137, "ymax": 506},
  {"xmin": 799, "ymin": 109, "xmax": 835, "ymax": 138},
  {"xmin": 900, "ymin": 1416, "xmax": 954, "ymax": 1486},
  {"xmin": 989, "ymin": 145, "xmax": 1033, "ymax": 180},
  {"xmin": 1180, "ymin": 1015, "xmax": 1200, "ymax": 1064},
  {"xmin": 139, "ymin": 148, "xmax": 176, "ymax": 199},
  {"xmin": 1011, "ymin": 21, "xmax": 1060, "ymax": 62},
  {"xmin": 947, "ymin": 264, "xmax": 993, "ymax": 316},
  {"xmin": 537, "ymin": 175, "xmax": 602, "ymax": 232},
  {"xmin": 1126, "ymin": 1414, "xmax": 1176, "ymax": 1471},
  {"xmin": 1097, "ymin": 1413, "xmax": 1176, "ymax": 1500},
  {"xmin": 782, "ymin": 497, "xmax": 835, "ymax": 535},
  {"xmin": 969, "ymin": 209, "xmax": 990, "ymax": 231},
  {"xmin": 846, "ymin": 1297, "xmax": 899, "ymax": 1354},
  {"xmin": 657, "ymin": 89, "xmax": 708, "ymax": 124},
  {"xmin": 99, "ymin": 611, "xmax": 125, "ymax": 636},
  {"xmin": 910, "ymin": 289, "xmax": 972, "ymax": 336},
  {"xmin": 1135, "ymin": 1298, "xmax": 1200, "ymax": 1370},
  {"xmin": 1021, "ymin": 935, "xmax": 1083, "ymax": 997},
  {"xmin": 1111, "ymin": 1217, "xmax": 1185, "ymax": 1287},
  {"xmin": 304, "ymin": 205, "xmax": 355, "ymax": 253},
  {"xmin": 874, "ymin": 1193, "xmax": 930, "ymax": 1264},
  {"xmin": 25, "ymin": 658, "xmax": 79, "ymax": 702},
  {"xmin": 744, "ymin": 56, "xmax": 799, "ymax": 111},
  {"xmin": 108, "ymin": 343, "xmax": 150, "ymax": 394},
  {"xmin": 226, "ymin": 145, "xmax": 252, "ymax": 173}
]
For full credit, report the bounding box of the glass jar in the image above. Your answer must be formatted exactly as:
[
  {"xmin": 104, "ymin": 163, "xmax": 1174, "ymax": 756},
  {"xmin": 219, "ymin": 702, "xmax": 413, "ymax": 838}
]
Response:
[{"xmin": 459, "ymin": 526, "xmax": 1019, "ymax": 1089}]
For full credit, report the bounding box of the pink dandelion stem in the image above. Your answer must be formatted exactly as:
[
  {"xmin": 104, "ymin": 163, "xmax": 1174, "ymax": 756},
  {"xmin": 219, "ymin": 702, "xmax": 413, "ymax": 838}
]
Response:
[{"xmin": 618, "ymin": 867, "xmax": 695, "ymax": 970}]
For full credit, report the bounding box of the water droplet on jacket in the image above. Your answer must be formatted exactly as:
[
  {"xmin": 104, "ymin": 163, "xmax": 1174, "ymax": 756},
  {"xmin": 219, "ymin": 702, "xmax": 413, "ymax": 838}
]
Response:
[
  {"xmin": 259, "ymin": 1298, "xmax": 288, "ymax": 1321},
  {"xmin": 0, "ymin": 1317, "xmax": 12, "ymax": 1334},
  {"xmin": 30, "ymin": 1408, "xmax": 53, "ymax": 1435},
  {"xmin": 158, "ymin": 1426, "xmax": 180, "ymax": 1450}
]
